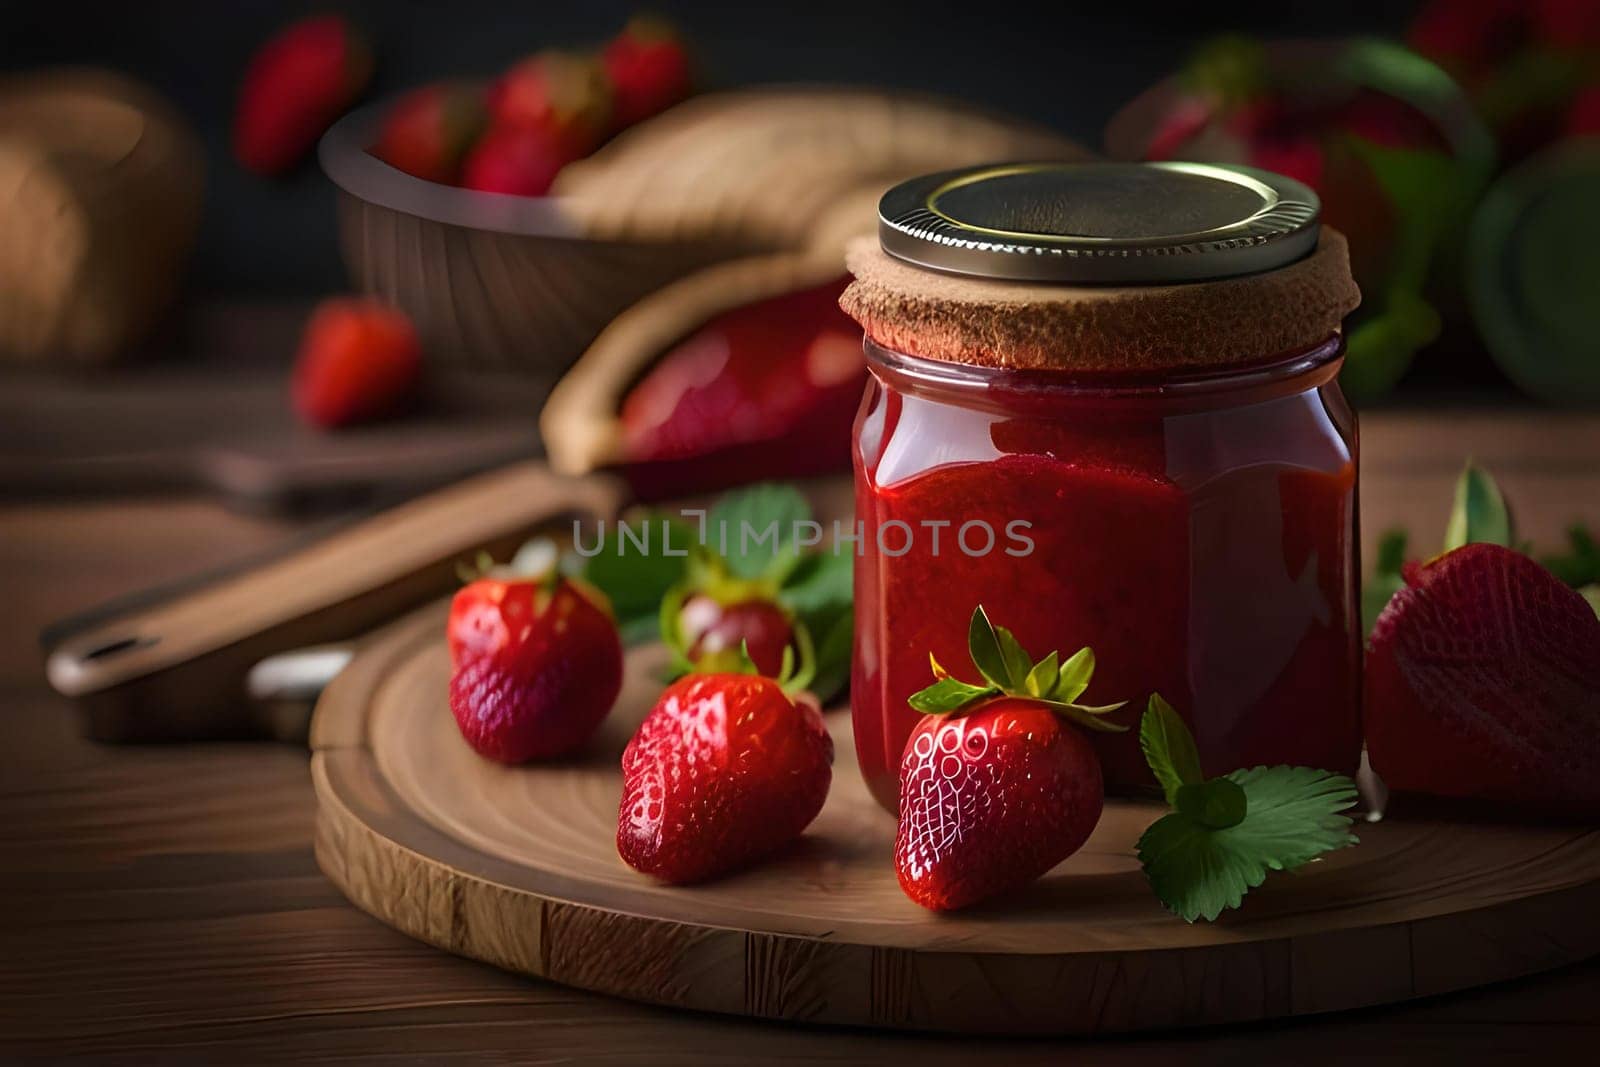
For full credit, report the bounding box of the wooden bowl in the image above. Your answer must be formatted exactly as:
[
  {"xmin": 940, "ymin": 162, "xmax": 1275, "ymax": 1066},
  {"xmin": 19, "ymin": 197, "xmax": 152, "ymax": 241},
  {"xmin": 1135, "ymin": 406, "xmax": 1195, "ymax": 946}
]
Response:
[{"xmin": 318, "ymin": 99, "xmax": 755, "ymax": 379}]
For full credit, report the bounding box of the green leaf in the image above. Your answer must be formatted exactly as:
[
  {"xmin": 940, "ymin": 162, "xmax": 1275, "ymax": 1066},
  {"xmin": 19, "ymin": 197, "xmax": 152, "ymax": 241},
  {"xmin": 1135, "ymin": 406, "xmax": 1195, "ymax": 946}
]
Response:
[
  {"xmin": 1175, "ymin": 779, "xmax": 1247, "ymax": 829},
  {"xmin": 1361, "ymin": 528, "xmax": 1410, "ymax": 637},
  {"xmin": 1541, "ymin": 524, "xmax": 1600, "ymax": 588},
  {"xmin": 1443, "ymin": 462, "xmax": 1512, "ymax": 552},
  {"xmin": 1140, "ymin": 693, "xmax": 1204, "ymax": 805},
  {"xmin": 1580, "ymin": 585, "xmax": 1600, "ymax": 620},
  {"xmin": 1375, "ymin": 526, "xmax": 1409, "ymax": 573},
  {"xmin": 1041, "ymin": 699, "xmax": 1130, "ymax": 733},
  {"xmin": 778, "ymin": 549, "xmax": 853, "ymax": 616},
  {"xmin": 577, "ymin": 514, "xmax": 692, "ymax": 642},
  {"xmin": 1051, "ymin": 646, "xmax": 1095, "ymax": 704},
  {"xmin": 966, "ymin": 606, "xmax": 1013, "ymax": 690},
  {"xmin": 706, "ymin": 483, "xmax": 813, "ymax": 580},
  {"xmin": 1138, "ymin": 765, "xmax": 1359, "ymax": 923},
  {"xmin": 994, "ymin": 625, "xmax": 1032, "ymax": 690},
  {"xmin": 1340, "ymin": 294, "xmax": 1439, "ymax": 401},
  {"xmin": 1024, "ymin": 651, "xmax": 1059, "ymax": 698},
  {"xmin": 908, "ymin": 677, "xmax": 999, "ymax": 715},
  {"xmin": 810, "ymin": 611, "xmax": 854, "ymax": 706}
]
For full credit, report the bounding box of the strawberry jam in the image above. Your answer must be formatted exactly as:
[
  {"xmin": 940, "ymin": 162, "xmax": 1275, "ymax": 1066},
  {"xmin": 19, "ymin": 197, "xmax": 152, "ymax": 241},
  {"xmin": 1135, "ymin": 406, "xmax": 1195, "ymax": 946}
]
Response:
[{"xmin": 852, "ymin": 340, "xmax": 1360, "ymax": 810}]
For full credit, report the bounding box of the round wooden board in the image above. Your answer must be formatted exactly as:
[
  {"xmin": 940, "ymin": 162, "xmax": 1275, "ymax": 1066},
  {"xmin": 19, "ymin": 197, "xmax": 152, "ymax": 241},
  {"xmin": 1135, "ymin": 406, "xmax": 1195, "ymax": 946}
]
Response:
[{"xmin": 310, "ymin": 605, "xmax": 1600, "ymax": 1036}]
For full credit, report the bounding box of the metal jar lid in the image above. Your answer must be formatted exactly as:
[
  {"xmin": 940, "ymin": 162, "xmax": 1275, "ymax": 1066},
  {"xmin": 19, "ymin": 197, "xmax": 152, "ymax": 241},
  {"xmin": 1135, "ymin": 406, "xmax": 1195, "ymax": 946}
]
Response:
[{"xmin": 878, "ymin": 161, "xmax": 1321, "ymax": 284}]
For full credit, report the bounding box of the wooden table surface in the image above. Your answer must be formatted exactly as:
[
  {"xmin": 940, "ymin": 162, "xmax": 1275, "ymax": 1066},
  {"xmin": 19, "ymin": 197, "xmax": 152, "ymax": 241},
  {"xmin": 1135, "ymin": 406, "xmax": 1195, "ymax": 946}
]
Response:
[{"xmin": 4, "ymin": 411, "xmax": 1600, "ymax": 1062}]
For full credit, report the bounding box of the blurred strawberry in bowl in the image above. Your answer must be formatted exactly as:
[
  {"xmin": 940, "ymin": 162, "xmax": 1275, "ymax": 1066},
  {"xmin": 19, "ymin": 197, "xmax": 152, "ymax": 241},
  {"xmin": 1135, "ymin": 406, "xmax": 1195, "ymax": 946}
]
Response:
[
  {"xmin": 461, "ymin": 122, "xmax": 583, "ymax": 196},
  {"xmin": 488, "ymin": 50, "xmax": 614, "ymax": 156},
  {"xmin": 236, "ymin": 14, "xmax": 372, "ymax": 176},
  {"xmin": 1106, "ymin": 36, "xmax": 1494, "ymax": 402},
  {"xmin": 603, "ymin": 16, "xmax": 693, "ymax": 129},
  {"xmin": 370, "ymin": 84, "xmax": 487, "ymax": 184}
]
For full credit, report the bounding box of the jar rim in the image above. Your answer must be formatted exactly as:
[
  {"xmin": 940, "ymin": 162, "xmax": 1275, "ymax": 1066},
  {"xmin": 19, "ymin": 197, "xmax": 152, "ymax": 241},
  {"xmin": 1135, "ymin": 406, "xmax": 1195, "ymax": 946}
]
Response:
[{"xmin": 864, "ymin": 335, "xmax": 1345, "ymax": 411}]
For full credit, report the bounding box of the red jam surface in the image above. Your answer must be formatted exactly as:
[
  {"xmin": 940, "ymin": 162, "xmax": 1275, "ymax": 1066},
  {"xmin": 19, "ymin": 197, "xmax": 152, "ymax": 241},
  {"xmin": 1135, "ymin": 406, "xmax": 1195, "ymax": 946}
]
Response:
[
  {"xmin": 618, "ymin": 279, "xmax": 864, "ymax": 500},
  {"xmin": 852, "ymin": 340, "xmax": 1360, "ymax": 811}
]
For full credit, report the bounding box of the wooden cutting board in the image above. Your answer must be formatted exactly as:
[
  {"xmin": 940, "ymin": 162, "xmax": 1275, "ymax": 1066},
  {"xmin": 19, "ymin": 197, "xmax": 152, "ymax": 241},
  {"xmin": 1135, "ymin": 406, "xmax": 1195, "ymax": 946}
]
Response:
[{"xmin": 310, "ymin": 607, "xmax": 1600, "ymax": 1036}]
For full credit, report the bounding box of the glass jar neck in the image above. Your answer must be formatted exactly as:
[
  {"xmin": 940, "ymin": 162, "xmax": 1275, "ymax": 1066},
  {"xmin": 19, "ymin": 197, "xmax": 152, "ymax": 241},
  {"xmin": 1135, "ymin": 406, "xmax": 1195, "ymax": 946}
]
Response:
[{"xmin": 864, "ymin": 336, "xmax": 1345, "ymax": 416}]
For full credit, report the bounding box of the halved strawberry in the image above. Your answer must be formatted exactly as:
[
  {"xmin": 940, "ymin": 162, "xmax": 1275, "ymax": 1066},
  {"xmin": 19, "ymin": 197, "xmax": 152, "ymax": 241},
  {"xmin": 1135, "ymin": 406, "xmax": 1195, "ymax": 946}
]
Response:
[
  {"xmin": 235, "ymin": 15, "xmax": 371, "ymax": 176},
  {"xmin": 676, "ymin": 594, "xmax": 795, "ymax": 678},
  {"xmin": 895, "ymin": 607, "xmax": 1126, "ymax": 911},
  {"xmin": 1365, "ymin": 542, "xmax": 1600, "ymax": 817},
  {"xmin": 617, "ymin": 669, "xmax": 832, "ymax": 883},
  {"xmin": 371, "ymin": 84, "xmax": 486, "ymax": 184},
  {"xmin": 448, "ymin": 569, "xmax": 622, "ymax": 763}
]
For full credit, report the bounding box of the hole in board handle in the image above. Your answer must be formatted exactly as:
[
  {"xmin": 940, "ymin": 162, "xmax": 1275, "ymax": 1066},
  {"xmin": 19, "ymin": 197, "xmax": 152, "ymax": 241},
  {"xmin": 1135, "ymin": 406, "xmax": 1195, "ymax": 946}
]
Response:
[{"xmin": 81, "ymin": 634, "xmax": 159, "ymax": 661}]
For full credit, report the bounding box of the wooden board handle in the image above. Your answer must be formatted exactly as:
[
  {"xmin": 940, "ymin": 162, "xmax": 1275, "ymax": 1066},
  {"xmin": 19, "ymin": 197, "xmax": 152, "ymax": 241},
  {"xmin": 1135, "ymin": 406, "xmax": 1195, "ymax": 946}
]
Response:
[{"xmin": 44, "ymin": 462, "xmax": 624, "ymax": 741}]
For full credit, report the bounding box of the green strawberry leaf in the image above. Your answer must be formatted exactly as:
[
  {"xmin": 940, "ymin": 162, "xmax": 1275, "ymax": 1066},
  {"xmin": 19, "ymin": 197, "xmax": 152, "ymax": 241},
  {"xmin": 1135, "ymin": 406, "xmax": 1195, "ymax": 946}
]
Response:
[
  {"xmin": 1024, "ymin": 651, "xmax": 1059, "ymax": 698},
  {"xmin": 1541, "ymin": 524, "xmax": 1600, "ymax": 588},
  {"xmin": 906, "ymin": 605, "xmax": 1128, "ymax": 729},
  {"xmin": 1443, "ymin": 461, "xmax": 1512, "ymax": 552},
  {"xmin": 1035, "ymin": 698, "xmax": 1129, "ymax": 733},
  {"xmin": 1052, "ymin": 646, "xmax": 1095, "ymax": 704},
  {"xmin": 1139, "ymin": 693, "xmax": 1204, "ymax": 805},
  {"xmin": 994, "ymin": 625, "xmax": 1033, "ymax": 690},
  {"xmin": 810, "ymin": 611, "xmax": 854, "ymax": 706},
  {"xmin": 568, "ymin": 513, "xmax": 693, "ymax": 644},
  {"xmin": 706, "ymin": 483, "xmax": 813, "ymax": 580},
  {"xmin": 967, "ymin": 606, "xmax": 1014, "ymax": 690},
  {"xmin": 1580, "ymin": 585, "xmax": 1600, "ymax": 620},
  {"xmin": 909, "ymin": 677, "xmax": 999, "ymax": 714},
  {"xmin": 1175, "ymin": 778, "xmax": 1247, "ymax": 829},
  {"xmin": 1136, "ymin": 698, "xmax": 1359, "ymax": 922},
  {"xmin": 1361, "ymin": 527, "xmax": 1410, "ymax": 637},
  {"xmin": 777, "ymin": 549, "xmax": 853, "ymax": 704},
  {"xmin": 1139, "ymin": 765, "xmax": 1359, "ymax": 923},
  {"xmin": 778, "ymin": 549, "xmax": 852, "ymax": 615}
]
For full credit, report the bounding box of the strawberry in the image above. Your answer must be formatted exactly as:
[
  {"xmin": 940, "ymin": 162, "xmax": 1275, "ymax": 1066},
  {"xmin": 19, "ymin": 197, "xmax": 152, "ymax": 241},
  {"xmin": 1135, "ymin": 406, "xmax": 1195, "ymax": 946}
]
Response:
[
  {"xmin": 1365, "ymin": 542, "xmax": 1600, "ymax": 818},
  {"xmin": 487, "ymin": 50, "xmax": 612, "ymax": 154},
  {"xmin": 617, "ymin": 670, "xmax": 833, "ymax": 883},
  {"xmin": 371, "ymin": 84, "xmax": 487, "ymax": 184},
  {"xmin": 895, "ymin": 607, "xmax": 1127, "ymax": 911},
  {"xmin": 459, "ymin": 122, "xmax": 578, "ymax": 196},
  {"xmin": 290, "ymin": 298, "xmax": 421, "ymax": 429},
  {"xmin": 234, "ymin": 15, "xmax": 371, "ymax": 176},
  {"xmin": 677, "ymin": 594, "xmax": 795, "ymax": 678},
  {"xmin": 601, "ymin": 16, "xmax": 692, "ymax": 129},
  {"xmin": 448, "ymin": 570, "xmax": 623, "ymax": 763}
]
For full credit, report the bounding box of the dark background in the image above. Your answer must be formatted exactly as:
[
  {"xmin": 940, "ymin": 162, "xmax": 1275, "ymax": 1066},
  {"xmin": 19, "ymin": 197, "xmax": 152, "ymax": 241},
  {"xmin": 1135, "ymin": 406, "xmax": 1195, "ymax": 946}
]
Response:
[{"xmin": 1, "ymin": 0, "xmax": 1414, "ymax": 296}]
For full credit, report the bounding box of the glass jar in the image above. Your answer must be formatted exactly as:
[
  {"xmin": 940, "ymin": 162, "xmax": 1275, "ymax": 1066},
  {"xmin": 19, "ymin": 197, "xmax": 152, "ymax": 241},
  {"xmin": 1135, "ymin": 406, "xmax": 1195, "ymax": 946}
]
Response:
[
  {"xmin": 842, "ymin": 162, "xmax": 1363, "ymax": 812},
  {"xmin": 852, "ymin": 338, "xmax": 1359, "ymax": 809}
]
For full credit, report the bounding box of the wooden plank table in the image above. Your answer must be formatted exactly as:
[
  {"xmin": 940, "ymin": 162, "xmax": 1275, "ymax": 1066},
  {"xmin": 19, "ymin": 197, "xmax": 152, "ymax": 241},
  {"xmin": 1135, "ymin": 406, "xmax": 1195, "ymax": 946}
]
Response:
[{"xmin": 2, "ymin": 410, "xmax": 1598, "ymax": 1061}]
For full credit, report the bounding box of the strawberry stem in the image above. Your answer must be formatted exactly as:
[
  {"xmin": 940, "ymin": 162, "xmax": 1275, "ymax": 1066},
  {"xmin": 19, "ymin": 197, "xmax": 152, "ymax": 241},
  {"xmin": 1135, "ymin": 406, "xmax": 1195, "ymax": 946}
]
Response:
[{"xmin": 907, "ymin": 605, "xmax": 1129, "ymax": 732}]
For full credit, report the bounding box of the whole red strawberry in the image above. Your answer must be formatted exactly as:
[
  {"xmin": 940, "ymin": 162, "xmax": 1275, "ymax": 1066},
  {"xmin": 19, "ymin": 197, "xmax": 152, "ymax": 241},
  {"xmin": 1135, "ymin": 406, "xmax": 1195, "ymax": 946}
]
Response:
[
  {"xmin": 894, "ymin": 607, "xmax": 1125, "ymax": 911},
  {"xmin": 448, "ymin": 572, "xmax": 622, "ymax": 763},
  {"xmin": 1366, "ymin": 542, "xmax": 1600, "ymax": 817},
  {"xmin": 235, "ymin": 14, "xmax": 371, "ymax": 176},
  {"xmin": 371, "ymin": 84, "xmax": 487, "ymax": 184},
  {"xmin": 617, "ymin": 671, "xmax": 833, "ymax": 883},
  {"xmin": 460, "ymin": 122, "xmax": 578, "ymax": 196},
  {"xmin": 488, "ymin": 50, "xmax": 612, "ymax": 154},
  {"xmin": 291, "ymin": 298, "xmax": 421, "ymax": 429},
  {"xmin": 602, "ymin": 16, "xmax": 692, "ymax": 129}
]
